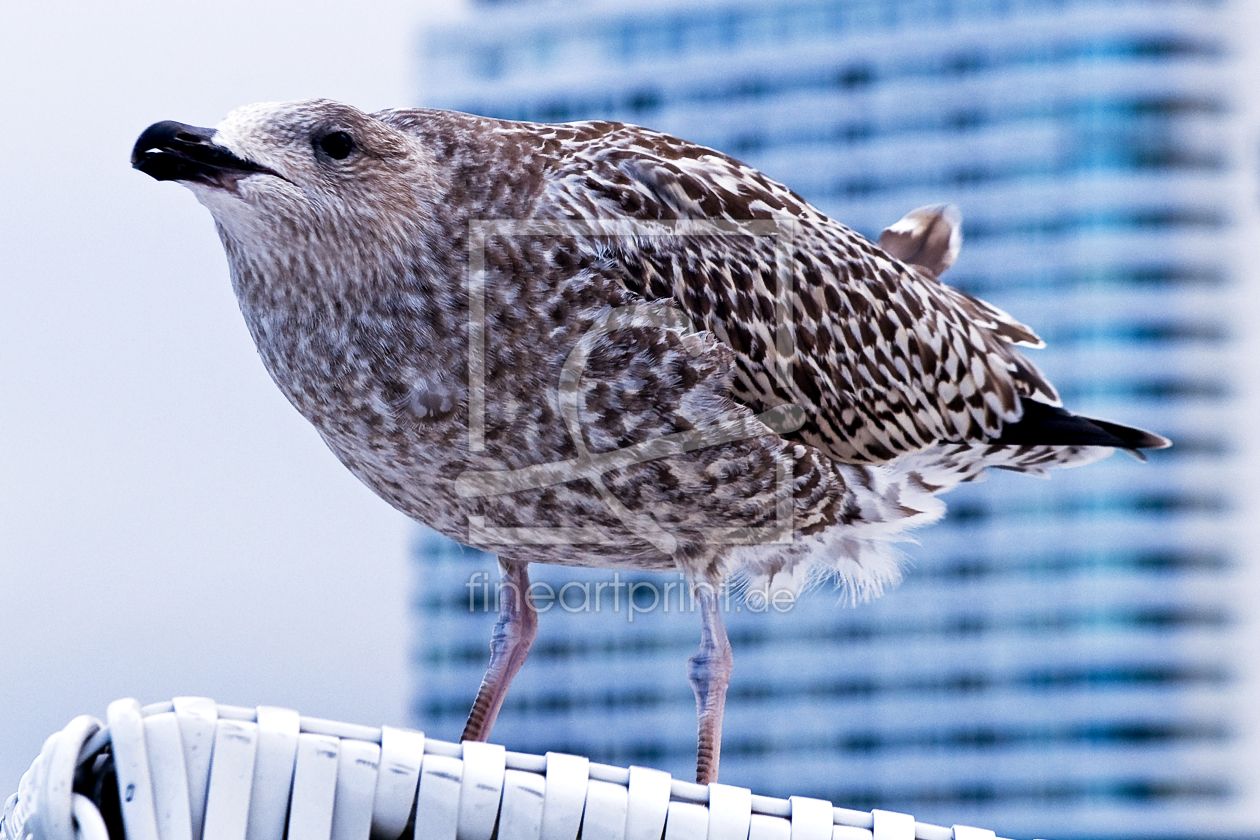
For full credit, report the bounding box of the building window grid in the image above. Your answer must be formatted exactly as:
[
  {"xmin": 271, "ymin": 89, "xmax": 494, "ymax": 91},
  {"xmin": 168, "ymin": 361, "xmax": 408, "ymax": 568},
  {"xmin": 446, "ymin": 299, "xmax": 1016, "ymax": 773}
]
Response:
[
  {"xmin": 450, "ymin": 4, "xmax": 1223, "ymax": 83},
  {"xmin": 604, "ymin": 0, "xmax": 1217, "ymax": 65},
  {"xmin": 474, "ymin": 49, "xmax": 1224, "ymax": 121},
  {"xmin": 420, "ymin": 0, "xmax": 1240, "ymax": 825}
]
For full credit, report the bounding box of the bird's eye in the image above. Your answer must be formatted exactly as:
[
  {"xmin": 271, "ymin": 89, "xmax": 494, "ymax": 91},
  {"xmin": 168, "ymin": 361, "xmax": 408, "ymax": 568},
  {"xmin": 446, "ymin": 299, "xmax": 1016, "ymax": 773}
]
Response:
[{"xmin": 317, "ymin": 131, "xmax": 354, "ymax": 160}]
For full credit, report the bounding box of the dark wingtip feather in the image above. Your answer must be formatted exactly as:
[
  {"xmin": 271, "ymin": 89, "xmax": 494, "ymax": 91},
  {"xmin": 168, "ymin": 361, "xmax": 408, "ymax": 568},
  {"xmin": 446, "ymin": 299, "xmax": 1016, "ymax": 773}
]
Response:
[
  {"xmin": 1086, "ymin": 417, "xmax": 1171, "ymax": 451},
  {"xmin": 995, "ymin": 400, "xmax": 1171, "ymax": 454}
]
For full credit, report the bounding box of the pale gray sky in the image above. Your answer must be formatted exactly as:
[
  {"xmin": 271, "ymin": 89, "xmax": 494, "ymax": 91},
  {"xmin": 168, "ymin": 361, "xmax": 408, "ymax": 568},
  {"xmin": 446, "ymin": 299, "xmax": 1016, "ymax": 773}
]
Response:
[{"xmin": 0, "ymin": 0, "xmax": 466, "ymax": 793}]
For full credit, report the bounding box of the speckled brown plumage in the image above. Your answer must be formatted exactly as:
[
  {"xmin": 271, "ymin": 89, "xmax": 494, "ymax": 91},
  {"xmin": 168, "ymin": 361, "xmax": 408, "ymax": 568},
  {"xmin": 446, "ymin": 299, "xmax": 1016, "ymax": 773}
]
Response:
[{"xmin": 132, "ymin": 100, "xmax": 1168, "ymax": 780}]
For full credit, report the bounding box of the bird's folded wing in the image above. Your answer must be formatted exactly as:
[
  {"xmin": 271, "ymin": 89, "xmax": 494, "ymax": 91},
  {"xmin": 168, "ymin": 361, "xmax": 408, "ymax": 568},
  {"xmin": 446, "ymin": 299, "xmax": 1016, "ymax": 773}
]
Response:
[{"xmin": 537, "ymin": 122, "xmax": 1060, "ymax": 464}]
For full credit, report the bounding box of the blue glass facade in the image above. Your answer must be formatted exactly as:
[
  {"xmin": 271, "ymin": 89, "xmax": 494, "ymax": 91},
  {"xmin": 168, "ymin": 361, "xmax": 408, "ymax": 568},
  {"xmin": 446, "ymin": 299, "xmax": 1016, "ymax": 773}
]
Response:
[{"xmin": 411, "ymin": 1, "xmax": 1257, "ymax": 836}]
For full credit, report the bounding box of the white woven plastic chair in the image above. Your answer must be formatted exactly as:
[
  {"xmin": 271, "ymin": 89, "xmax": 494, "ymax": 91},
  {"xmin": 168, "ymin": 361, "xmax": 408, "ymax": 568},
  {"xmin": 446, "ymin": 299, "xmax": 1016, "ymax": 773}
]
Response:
[{"xmin": 1, "ymin": 698, "xmax": 1021, "ymax": 840}]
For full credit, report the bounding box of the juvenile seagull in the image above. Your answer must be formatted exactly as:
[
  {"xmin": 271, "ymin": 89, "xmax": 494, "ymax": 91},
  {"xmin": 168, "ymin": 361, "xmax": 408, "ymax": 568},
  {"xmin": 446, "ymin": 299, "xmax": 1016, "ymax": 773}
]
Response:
[{"xmin": 132, "ymin": 100, "xmax": 1168, "ymax": 783}]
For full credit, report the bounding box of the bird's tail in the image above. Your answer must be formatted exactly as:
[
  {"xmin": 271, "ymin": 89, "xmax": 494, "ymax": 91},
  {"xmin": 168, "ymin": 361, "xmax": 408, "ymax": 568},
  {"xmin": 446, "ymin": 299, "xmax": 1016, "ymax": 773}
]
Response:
[
  {"xmin": 726, "ymin": 406, "xmax": 1168, "ymax": 606},
  {"xmin": 990, "ymin": 399, "xmax": 1170, "ymax": 456}
]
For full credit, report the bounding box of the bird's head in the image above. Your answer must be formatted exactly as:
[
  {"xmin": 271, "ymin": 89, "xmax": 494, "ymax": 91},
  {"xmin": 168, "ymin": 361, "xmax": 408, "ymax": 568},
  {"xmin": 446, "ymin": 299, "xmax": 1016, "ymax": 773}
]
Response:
[{"xmin": 132, "ymin": 99, "xmax": 439, "ymax": 281}]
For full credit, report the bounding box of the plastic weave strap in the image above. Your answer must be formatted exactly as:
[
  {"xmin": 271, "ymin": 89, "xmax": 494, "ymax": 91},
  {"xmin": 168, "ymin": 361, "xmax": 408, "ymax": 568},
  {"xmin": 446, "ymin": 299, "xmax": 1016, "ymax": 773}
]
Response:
[
  {"xmin": 415, "ymin": 753, "xmax": 462, "ymax": 840},
  {"xmin": 13, "ymin": 744, "xmax": 48, "ymax": 840},
  {"xmin": 707, "ymin": 784, "xmax": 752, "ymax": 840},
  {"xmin": 789, "ymin": 797, "xmax": 832, "ymax": 840},
  {"xmin": 500, "ymin": 769, "xmax": 547, "ymax": 840},
  {"xmin": 332, "ymin": 738, "xmax": 380, "ymax": 840},
  {"xmin": 581, "ymin": 779, "xmax": 629, "ymax": 840},
  {"xmin": 1, "ymin": 792, "xmax": 21, "ymax": 840},
  {"xmin": 624, "ymin": 766, "xmax": 670, "ymax": 840},
  {"xmin": 71, "ymin": 794, "xmax": 109, "ymax": 840},
  {"xmin": 290, "ymin": 734, "xmax": 341, "ymax": 839},
  {"xmin": 833, "ymin": 827, "xmax": 874, "ymax": 840},
  {"xmin": 539, "ymin": 753, "xmax": 588, "ymax": 840},
  {"xmin": 873, "ymin": 811, "xmax": 916, "ymax": 840},
  {"xmin": 108, "ymin": 699, "xmax": 160, "ymax": 840},
  {"xmin": 143, "ymin": 712, "xmax": 193, "ymax": 840},
  {"xmin": 749, "ymin": 814, "xmax": 791, "ymax": 840},
  {"xmin": 246, "ymin": 707, "xmax": 300, "ymax": 840},
  {"xmin": 201, "ymin": 719, "xmax": 258, "ymax": 839},
  {"xmin": 664, "ymin": 801, "xmax": 709, "ymax": 840},
  {"xmin": 458, "ymin": 742, "xmax": 506, "ymax": 840},
  {"xmin": 952, "ymin": 827, "xmax": 996, "ymax": 840},
  {"xmin": 172, "ymin": 697, "xmax": 217, "ymax": 840},
  {"xmin": 53, "ymin": 716, "xmax": 105, "ymax": 840},
  {"xmin": 372, "ymin": 726, "xmax": 425, "ymax": 840}
]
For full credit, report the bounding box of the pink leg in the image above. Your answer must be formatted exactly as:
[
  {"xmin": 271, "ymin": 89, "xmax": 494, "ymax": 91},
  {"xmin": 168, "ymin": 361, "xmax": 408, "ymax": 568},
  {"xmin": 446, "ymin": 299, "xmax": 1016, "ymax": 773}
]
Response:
[
  {"xmin": 689, "ymin": 584, "xmax": 733, "ymax": 784},
  {"xmin": 462, "ymin": 561, "xmax": 537, "ymax": 743}
]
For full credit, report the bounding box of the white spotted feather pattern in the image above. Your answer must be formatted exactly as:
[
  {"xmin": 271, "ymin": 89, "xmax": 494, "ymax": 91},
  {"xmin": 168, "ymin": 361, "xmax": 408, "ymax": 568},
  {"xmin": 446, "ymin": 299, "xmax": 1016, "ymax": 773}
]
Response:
[
  {"xmin": 534, "ymin": 120, "xmax": 1063, "ymax": 464},
  {"xmin": 138, "ymin": 100, "xmax": 1168, "ymax": 603}
]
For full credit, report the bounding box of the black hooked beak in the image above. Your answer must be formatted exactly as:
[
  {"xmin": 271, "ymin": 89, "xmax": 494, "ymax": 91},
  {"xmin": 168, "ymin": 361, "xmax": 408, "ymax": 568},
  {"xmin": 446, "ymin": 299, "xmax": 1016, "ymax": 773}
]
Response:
[{"xmin": 131, "ymin": 120, "xmax": 277, "ymax": 188}]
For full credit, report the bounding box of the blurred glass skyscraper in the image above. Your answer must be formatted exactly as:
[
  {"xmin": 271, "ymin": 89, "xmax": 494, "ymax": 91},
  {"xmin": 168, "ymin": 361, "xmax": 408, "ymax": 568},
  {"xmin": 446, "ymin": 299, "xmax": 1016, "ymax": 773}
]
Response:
[{"xmin": 411, "ymin": 1, "xmax": 1260, "ymax": 837}]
